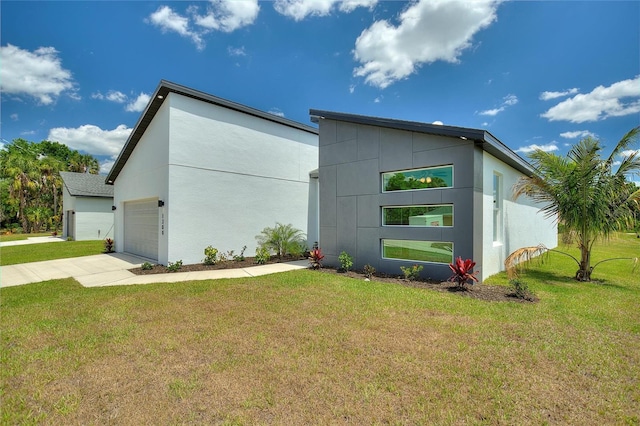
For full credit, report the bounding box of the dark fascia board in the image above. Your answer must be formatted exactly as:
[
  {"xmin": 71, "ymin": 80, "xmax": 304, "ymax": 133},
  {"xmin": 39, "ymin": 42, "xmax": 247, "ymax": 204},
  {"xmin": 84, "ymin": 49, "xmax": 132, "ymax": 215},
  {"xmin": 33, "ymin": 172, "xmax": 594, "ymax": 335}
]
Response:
[
  {"xmin": 309, "ymin": 109, "xmax": 534, "ymax": 176},
  {"xmin": 106, "ymin": 80, "xmax": 319, "ymax": 184}
]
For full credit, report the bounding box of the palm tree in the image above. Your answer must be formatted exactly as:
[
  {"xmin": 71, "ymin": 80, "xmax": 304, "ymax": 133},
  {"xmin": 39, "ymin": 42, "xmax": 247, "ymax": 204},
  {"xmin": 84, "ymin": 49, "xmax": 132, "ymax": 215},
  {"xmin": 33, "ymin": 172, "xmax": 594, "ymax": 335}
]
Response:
[
  {"xmin": 0, "ymin": 142, "xmax": 41, "ymax": 232},
  {"xmin": 68, "ymin": 152, "xmax": 99, "ymax": 174},
  {"xmin": 512, "ymin": 127, "xmax": 640, "ymax": 281}
]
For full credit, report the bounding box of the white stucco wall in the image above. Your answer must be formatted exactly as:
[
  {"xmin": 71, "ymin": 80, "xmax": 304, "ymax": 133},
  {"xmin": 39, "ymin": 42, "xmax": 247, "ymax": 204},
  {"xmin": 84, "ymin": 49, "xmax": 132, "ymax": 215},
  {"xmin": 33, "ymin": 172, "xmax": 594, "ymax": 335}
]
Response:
[
  {"xmin": 113, "ymin": 99, "xmax": 170, "ymax": 261},
  {"xmin": 164, "ymin": 93, "xmax": 319, "ymax": 265},
  {"xmin": 73, "ymin": 197, "xmax": 114, "ymax": 240},
  {"xmin": 481, "ymin": 152, "xmax": 557, "ymax": 278},
  {"xmin": 61, "ymin": 185, "xmax": 114, "ymax": 241},
  {"xmin": 62, "ymin": 186, "xmax": 75, "ymax": 239}
]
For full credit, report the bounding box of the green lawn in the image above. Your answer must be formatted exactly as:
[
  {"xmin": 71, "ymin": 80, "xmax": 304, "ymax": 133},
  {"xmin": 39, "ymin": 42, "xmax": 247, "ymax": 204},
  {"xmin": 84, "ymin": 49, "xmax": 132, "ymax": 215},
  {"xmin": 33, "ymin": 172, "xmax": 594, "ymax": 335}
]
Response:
[
  {"xmin": 1, "ymin": 235, "xmax": 639, "ymax": 424},
  {"xmin": 0, "ymin": 240, "xmax": 104, "ymax": 266},
  {"xmin": 0, "ymin": 232, "xmax": 52, "ymax": 242}
]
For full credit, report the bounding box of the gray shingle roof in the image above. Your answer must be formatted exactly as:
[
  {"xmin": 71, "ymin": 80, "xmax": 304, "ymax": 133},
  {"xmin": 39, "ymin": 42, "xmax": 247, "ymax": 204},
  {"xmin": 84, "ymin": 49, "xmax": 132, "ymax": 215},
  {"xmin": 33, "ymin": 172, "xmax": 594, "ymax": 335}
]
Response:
[{"xmin": 60, "ymin": 172, "xmax": 114, "ymax": 198}]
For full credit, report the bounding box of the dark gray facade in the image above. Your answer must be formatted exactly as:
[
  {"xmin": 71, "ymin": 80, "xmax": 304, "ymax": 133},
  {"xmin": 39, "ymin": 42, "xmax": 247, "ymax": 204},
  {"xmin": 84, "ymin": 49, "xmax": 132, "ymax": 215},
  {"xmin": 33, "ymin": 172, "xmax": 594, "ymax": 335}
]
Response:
[{"xmin": 311, "ymin": 109, "xmax": 533, "ymax": 282}]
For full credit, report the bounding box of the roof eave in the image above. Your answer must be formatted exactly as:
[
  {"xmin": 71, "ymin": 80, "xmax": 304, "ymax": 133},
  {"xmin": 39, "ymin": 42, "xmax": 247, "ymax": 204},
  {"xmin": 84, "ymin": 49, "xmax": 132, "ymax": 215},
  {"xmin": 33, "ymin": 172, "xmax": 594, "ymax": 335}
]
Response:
[
  {"xmin": 310, "ymin": 109, "xmax": 534, "ymax": 176},
  {"xmin": 106, "ymin": 80, "xmax": 319, "ymax": 185}
]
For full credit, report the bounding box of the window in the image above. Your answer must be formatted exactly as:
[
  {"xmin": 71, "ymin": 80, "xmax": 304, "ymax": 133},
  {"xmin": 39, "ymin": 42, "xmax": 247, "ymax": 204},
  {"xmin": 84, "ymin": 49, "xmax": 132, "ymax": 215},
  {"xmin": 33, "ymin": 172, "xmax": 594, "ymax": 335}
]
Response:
[
  {"xmin": 382, "ymin": 165, "xmax": 453, "ymax": 192},
  {"xmin": 493, "ymin": 172, "xmax": 502, "ymax": 243},
  {"xmin": 382, "ymin": 239, "xmax": 453, "ymax": 264},
  {"xmin": 382, "ymin": 205, "xmax": 453, "ymax": 227}
]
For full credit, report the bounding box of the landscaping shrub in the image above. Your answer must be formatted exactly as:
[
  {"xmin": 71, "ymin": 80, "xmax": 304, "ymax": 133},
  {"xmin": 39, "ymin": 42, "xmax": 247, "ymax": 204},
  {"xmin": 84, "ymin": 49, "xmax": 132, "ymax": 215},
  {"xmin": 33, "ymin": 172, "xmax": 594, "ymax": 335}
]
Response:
[
  {"xmin": 509, "ymin": 278, "xmax": 535, "ymax": 301},
  {"xmin": 256, "ymin": 223, "xmax": 305, "ymax": 258},
  {"xmin": 234, "ymin": 246, "xmax": 247, "ymax": 262},
  {"xmin": 255, "ymin": 246, "xmax": 271, "ymax": 265},
  {"xmin": 363, "ymin": 264, "xmax": 376, "ymax": 279},
  {"xmin": 309, "ymin": 248, "xmax": 324, "ymax": 269},
  {"xmin": 141, "ymin": 262, "xmax": 153, "ymax": 271},
  {"xmin": 103, "ymin": 238, "xmax": 114, "ymax": 253},
  {"xmin": 338, "ymin": 251, "xmax": 353, "ymax": 272},
  {"xmin": 448, "ymin": 257, "xmax": 479, "ymax": 289},
  {"xmin": 203, "ymin": 246, "xmax": 218, "ymax": 265},
  {"xmin": 167, "ymin": 260, "xmax": 183, "ymax": 272},
  {"xmin": 400, "ymin": 264, "xmax": 423, "ymax": 281}
]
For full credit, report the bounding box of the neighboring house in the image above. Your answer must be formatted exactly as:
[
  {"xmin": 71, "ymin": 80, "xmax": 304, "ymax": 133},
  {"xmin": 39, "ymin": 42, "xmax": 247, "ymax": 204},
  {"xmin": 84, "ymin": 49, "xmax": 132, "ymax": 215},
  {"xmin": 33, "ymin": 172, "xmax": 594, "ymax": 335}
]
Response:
[
  {"xmin": 60, "ymin": 171, "xmax": 114, "ymax": 241},
  {"xmin": 309, "ymin": 109, "xmax": 557, "ymax": 282},
  {"xmin": 106, "ymin": 80, "xmax": 319, "ymax": 265}
]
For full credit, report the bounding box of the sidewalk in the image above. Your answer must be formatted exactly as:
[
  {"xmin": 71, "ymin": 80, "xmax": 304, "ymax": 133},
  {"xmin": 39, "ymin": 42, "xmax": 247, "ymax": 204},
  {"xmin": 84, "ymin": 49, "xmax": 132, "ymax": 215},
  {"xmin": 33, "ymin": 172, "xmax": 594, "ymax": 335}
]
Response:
[
  {"xmin": 1, "ymin": 254, "xmax": 309, "ymax": 288},
  {"xmin": 0, "ymin": 236, "xmax": 66, "ymax": 247}
]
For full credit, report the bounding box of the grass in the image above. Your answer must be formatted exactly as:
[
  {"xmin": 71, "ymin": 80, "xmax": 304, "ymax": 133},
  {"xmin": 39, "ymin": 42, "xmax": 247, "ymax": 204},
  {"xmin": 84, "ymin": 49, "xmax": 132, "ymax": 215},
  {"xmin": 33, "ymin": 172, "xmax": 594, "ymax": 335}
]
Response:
[
  {"xmin": 0, "ymin": 240, "xmax": 104, "ymax": 266},
  {"xmin": 1, "ymin": 234, "xmax": 639, "ymax": 424},
  {"xmin": 0, "ymin": 232, "xmax": 52, "ymax": 242}
]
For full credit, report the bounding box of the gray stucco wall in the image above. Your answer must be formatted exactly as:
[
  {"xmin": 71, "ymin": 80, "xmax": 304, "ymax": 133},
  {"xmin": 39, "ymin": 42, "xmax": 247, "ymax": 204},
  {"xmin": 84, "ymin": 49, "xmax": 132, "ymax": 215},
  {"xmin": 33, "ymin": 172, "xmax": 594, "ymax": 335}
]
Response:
[{"xmin": 318, "ymin": 118, "xmax": 479, "ymax": 281}]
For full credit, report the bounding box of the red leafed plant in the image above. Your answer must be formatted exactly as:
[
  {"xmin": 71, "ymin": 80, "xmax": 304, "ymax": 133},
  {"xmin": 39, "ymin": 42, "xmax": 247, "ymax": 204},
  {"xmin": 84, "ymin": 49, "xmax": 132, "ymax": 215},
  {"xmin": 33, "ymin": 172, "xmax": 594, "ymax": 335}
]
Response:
[
  {"xmin": 448, "ymin": 257, "xmax": 479, "ymax": 289},
  {"xmin": 309, "ymin": 248, "xmax": 325, "ymax": 269}
]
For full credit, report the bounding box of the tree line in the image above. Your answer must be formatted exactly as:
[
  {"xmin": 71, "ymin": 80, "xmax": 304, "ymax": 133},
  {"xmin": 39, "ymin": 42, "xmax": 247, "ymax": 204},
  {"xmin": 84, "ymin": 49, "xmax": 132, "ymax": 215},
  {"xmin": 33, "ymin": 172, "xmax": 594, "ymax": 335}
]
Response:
[{"xmin": 0, "ymin": 139, "xmax": 100, "ymax": 233}]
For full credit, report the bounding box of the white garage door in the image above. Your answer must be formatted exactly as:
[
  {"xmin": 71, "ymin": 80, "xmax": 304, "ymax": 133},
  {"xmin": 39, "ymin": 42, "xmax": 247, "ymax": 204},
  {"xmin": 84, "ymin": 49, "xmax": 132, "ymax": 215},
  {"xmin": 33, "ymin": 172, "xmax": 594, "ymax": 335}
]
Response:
[{"xmin": 124, "ymin": 199, "xmax": 158, "ymax": 261}]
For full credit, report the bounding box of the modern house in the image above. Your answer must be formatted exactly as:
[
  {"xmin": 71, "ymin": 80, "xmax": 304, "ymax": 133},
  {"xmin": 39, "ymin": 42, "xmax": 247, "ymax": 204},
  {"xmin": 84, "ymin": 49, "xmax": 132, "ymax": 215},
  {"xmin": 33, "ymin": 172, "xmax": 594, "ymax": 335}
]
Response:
[
  {"xmin": 106, "ymin": 80, "xmax": 319, "ymax": 265},
  {"xmin": 309, "ymin": 109, "xmax": 557, "ymax": 282},
  {"xmin": 60, "ymin": 171, "xmax": 114, "ymax": 241}
]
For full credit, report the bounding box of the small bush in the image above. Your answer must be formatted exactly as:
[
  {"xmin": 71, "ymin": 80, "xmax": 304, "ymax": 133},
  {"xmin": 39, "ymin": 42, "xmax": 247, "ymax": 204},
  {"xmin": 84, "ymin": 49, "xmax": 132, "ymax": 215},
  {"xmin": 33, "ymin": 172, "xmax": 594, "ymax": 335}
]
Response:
[
  {"xmin": 234, "ymin": 246, "xmax": 247, "ymax": 262},
  {"xmin": 288, "ymin": 240, "xmax": 307, "ymax": 258},
  {"xmin": 203, "ymin": 246, "xmax": 218, "ymax": 265},
  {"xmin": 448, "ymin": 257, "xmax": 479, "ymax": 289},
  {"xmin": 363, "ymin": 264, "xmax": 376, "ymax": 279},
  {"xmin": 104, "ymin": 238, "xmax": 114, "ymax": 253},
  {"xmin": 255, "ymin": 246, "xmax": 271, "ymax": 265},
  {"xmin": 309, "ymin": 248, "xmax": 324, "ymax": 270},
  {"xmin": 141, "ymin": 262, "xmax": 153, "ymax": 270},
  {"xmin": 167, "ymin": 260, "xmax": 183, "ymax": 272},
  {"xmin": 338, "ymin": 251, "xmax": 353, "ymax": 272},
  {"xmin": 509, "ymin": 278, "xmax": 535, "ymax": 301},
  {"xmin": 256, "ymin": 223, "xmax": 305, "ymax": 258},
  {"xmin": 400, "ymin": 264, "xmax": 423, "ymax": 281},
  {"xmin": 220, "ymin": 251, "xmax": 233, "ymax": 262}
]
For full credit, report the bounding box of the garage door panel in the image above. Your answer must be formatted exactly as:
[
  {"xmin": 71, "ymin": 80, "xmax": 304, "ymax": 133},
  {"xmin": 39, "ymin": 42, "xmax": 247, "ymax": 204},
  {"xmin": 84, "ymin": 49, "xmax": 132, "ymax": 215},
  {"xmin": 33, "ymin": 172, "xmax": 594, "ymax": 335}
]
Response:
[{"xmin": 124, "ymin": 199, "xmax": 158, "ymax": 261}]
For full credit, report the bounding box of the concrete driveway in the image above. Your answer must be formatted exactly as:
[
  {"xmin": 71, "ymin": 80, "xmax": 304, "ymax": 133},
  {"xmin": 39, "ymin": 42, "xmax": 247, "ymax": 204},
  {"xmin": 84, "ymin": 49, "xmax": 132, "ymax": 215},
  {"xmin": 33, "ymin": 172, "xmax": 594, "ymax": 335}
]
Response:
[{"xmin": 1, "ymin": 253, "xmax": 309, "ymax": 288}]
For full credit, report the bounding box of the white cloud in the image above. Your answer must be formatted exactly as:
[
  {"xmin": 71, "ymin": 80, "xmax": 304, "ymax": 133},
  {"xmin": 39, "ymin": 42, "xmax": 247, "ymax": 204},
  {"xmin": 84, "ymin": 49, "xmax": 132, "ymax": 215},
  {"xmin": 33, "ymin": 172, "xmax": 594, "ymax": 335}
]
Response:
[
  {"xmin": 479, "ymin": 107, "xmax": 503, "ymax": 116},
  {"xmin": 10, "ymin": 113, "xmax": 18, "ymax": 121},
  {"xmin": 125, "ymin": 93, "xmax": 151, "ymax": 113},
  {"xmin": 147, "ymin": 2, "xmax": 259, "ymax": 49},
  {"xmin": 621, "ymin": 149, "xmax": 639, "ymax": 158},
  {"xmin": 228, "ymin": 46, "xmax": 246, "ymax": 57},
  {"xmin": 374, "ymin": 95, "xmax": 383, "ymax": 103},
  {"xmin": 559, "ymin": 130, "xmax": 596, "ymax": 139},
  {"xmin": 516, "ymin": 143, "xmax": 559, "ymax": 154},
  {"xmin": 268, "ymin": 108, "xmax": 285, "ymax": 117},
  {"xmin": 274, "ymin": 0, "xmax": 377, "ymax": 21},
  {"xmin": 503, "ymin": 94, "xmax": 518, "ymax": 106},
  {"xmin": 147, "ymin": 5, "xmax": 204, "ymax": 50},
  {"xmin": 353, "ymin": 0, "xmax": 500, "ymax": 88},
  {"xmin": 106, "ymin": 91, "xmax": 127, "ymax": 103},
  {"xmin": 349, "ymin": 84, "xmax": 356, "ymax": 94},
  {"xmin": 93, "ymin": 90, "xmax": 127, "ymax": 103},
  {"xmin": 479, "ymin": 94, "xmax": 517, "ymax": 116},
  {"xmin": 612, "ymin": 160, "xmax": 622, "ymax": 167},
  {"xmin": 0, "ymin": 44, "xmax": 77, "ymax": 105},
  {"xmin": 100, "ymin": 159, "xmax": 115, "ymax": 175},
  {"xmin": 539, "ymin": 88, "xmax": 579, "ymax": 101},
  {"xmin": 48, "ymin": 124, "xmax": 131, "ymax": 157},
  {"xmin": 541, "ymin": 76, "xmax": 640, "ymax": 123},
  {"xmin": 194, "ymin": 0, "xmax": 259, "ymax": 32}
]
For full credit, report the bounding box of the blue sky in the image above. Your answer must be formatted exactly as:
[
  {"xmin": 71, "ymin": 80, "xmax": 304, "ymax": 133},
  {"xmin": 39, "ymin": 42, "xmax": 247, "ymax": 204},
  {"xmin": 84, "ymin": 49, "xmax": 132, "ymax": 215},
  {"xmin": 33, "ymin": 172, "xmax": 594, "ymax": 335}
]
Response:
[{"xmin": 1, "ymin": 1, "xmax": 639, "ymax": 180}]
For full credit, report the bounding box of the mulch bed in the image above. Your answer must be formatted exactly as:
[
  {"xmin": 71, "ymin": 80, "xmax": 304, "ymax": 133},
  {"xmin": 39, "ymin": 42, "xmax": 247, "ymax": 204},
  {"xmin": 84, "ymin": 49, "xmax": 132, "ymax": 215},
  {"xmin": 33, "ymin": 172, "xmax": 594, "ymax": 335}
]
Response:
[{"xmin": 129, "ymin": 257, "xmax": 536, "ymax": 303}]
